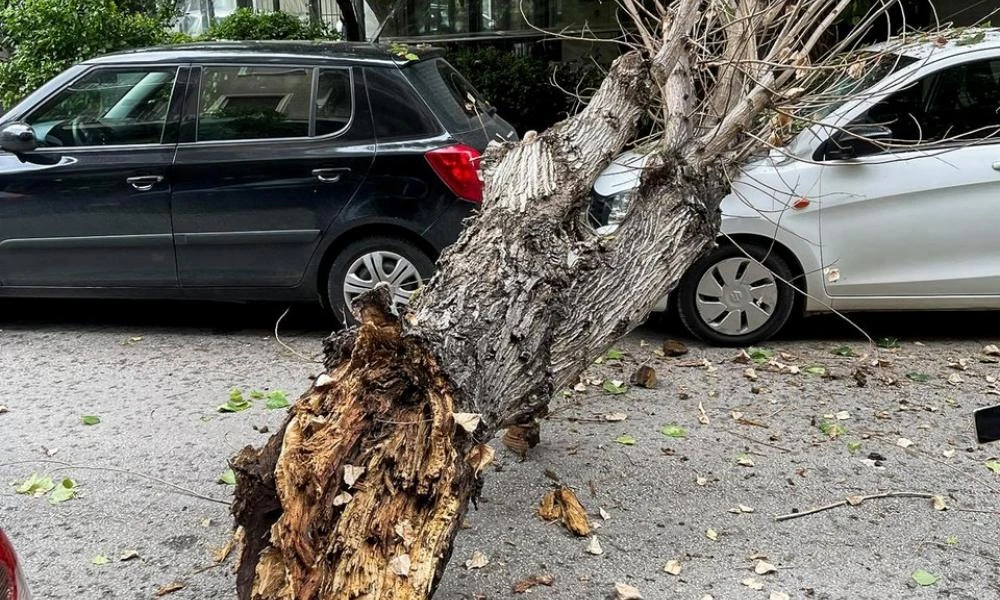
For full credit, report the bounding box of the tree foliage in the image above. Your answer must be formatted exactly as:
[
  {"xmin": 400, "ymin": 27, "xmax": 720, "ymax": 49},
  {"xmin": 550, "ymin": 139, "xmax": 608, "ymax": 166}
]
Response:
[
  {"xmin": 0, "ymin": 0, "xmax": 171, "ymax": 108},
  {"xmin": 204, "ymin": 8, "xmax": 339, "ymax": 42}
]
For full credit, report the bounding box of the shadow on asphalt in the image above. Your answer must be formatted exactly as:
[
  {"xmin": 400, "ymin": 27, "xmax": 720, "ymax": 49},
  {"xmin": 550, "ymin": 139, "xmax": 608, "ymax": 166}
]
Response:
[
  {"xmin": 0, "ymin": 298, "xmax": 337, "ymax": 335},
  {"xmin": 2, "ymin": 297, "xmax": 999, "ymax": 343}
]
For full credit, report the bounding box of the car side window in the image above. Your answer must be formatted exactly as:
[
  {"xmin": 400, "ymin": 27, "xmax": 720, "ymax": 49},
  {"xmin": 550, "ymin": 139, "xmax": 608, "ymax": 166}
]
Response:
[
  {"xmin": 315, "ymin": 69, "xmax": 352, "ymax": 136},
  {"xmin": 854, "ymin": 57, "xmax": 1000, "ymax": 152},
  {"xmin": 198, "ymin": 66, "xmax": 312, "ymax": 141},
  {"xmin": 25, "ymin": 67, "xmax": 178, "ymax": 148}
]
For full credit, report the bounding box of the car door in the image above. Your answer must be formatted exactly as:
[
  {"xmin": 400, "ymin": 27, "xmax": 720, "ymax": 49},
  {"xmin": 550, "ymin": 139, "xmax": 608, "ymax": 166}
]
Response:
[
  {"xmin": 817, "ymin": 54, "xmax": 1000, "ymax": 300},
  {"xmin": 0, "ymin": 65, "xmax": 186, "ymax": 287},
  {"xmin": 170, "ymin": 64, "xmax": 373, "ymax": 288}
]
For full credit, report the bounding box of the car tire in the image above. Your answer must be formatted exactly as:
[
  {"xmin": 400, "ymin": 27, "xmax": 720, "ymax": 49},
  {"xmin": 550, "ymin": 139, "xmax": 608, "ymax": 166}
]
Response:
[
  {"xmin": 326, "ymin": 236, "xmax": 436, "ymax": 325},
  {"xmin": 676, "ymin": 243, "xmax": 796, "ymax": 346}
]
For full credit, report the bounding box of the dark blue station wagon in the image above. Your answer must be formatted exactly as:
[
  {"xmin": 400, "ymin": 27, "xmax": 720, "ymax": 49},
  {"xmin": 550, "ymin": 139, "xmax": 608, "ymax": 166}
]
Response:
[{"xmin": 0, "ymin": 42, "xmax": 515, "ymax": 320}]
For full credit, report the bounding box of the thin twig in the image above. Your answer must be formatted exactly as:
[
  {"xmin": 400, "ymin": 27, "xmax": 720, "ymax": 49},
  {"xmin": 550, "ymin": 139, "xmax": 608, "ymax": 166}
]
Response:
[
  {"xmin": 274, "ymin": 305, "xmax": 322, "ymax": 364},
  {"xmin": 725, "ymin": 429, "xmax": 792, "ymax": 453},
  {"xmin": 0, "ymin": 459, "xmax": 230, "ymax": 505},
  {"xmin": 775, "ymin": 491, "xmax": 935, "ymax": 522}
]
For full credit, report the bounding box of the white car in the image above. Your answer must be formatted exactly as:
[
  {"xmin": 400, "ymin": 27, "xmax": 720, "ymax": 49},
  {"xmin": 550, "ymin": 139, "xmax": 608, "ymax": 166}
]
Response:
[{"xmin": 592, "ymin": 29, "xmax": 1000, "ymax": 345}]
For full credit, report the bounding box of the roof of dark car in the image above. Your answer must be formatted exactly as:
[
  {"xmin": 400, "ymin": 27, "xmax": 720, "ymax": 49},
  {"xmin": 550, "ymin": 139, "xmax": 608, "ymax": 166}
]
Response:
[{"xmin": 85, "ymin": 41, "xmax": 443, "ymax": 67}]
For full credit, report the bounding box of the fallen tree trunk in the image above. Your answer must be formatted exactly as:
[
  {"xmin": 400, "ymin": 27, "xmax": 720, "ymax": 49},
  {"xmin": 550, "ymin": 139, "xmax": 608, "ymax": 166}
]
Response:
[{"xmin": 231, "ymin": 0, "xmax": 871, "ymax": 596}]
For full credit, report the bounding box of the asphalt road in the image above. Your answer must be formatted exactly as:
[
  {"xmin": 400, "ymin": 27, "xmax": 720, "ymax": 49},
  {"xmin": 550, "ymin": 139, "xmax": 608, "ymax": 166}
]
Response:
[{"xmin": 2, "ymin": 299, "xmax": 999, "ymax": 599}]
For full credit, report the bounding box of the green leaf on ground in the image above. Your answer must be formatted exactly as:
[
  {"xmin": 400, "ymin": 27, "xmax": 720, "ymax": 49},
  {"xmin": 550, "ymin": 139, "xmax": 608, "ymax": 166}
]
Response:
[
  {"xmin": 218, "ymin": 389, "xmax": 251, "ymax": 413},
  {"xmin": 803, "ymin": 365, "xmax": 827, "ymax": 376},
  {"xmin": 614, "ymin": 434, "xmax": 637, "ymax": 446},
  {"xmin": 906, "ymin": 372, "xmax": 931, "ymax": 383},
  {"xmin": 818, "ymin": 420, "xmax": 847, "ymax": 438},
  {"xmin": 265, "ymin": 391, "xmax": 290, "ymax": 410},
  {"xmin": 945, "ymin": 536, "xmax": 959, "ymax": 545},
  {"xmin": 14, "ymin": 473, "xmax": 55, "ymax": 496},
  {"xmin": 876, "ymin": 337, "xmax": 900, "ymax": 349},
  {"xmin": 602, "ymin": 380, "xmax": 628, "ymax": 395},
  {"xmin": 911, "ymin": 570, "xmax": 939, "ymax": 586},
  {"xmin": 831, "ymin": 346, "xmax": 856, "ymax": 357},
  {"xmin": 48, "ymin": 478, "xmax": 78, "ymax": 504},
  {"xmin": 404, "ymin": 52, "xmax": 419, "ymax": 61},
  {"xmin": 249, "ymin": 390, "xmax": 265, "ymax": 400},
  {"xmin": 218, "ymin": 468, "xmax": 236, "ymax": 486},
  {"xmin": 747, "ymin": 347, "xmax": 774, "ymax": 364},
  {"xmin": 986, "ymin": 460, "xmax": 1000, "ymax": 475},
  {"xmin": 91, "ymin": 555, "xmax": 110, "ymax": 566},
  {"xmin": 81, "ymin": 415, "xmax": 101, "ymax": 426},
  {"xmin": 847, "ymin": 441, "xmax": 863, "ymax": 454},
  {"xmin": 660, "ymin": 424, "xmax": 687, "ymax": 438},
  {"xmin": 605, "ymin": 348, "xmax": 625, "ymax": 360}
]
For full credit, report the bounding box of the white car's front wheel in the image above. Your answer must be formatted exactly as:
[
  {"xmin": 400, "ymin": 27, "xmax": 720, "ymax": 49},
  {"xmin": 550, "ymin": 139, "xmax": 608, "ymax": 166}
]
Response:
[{"xmin": 676, "ymin": 243, "xmax": 797, "ymax": 346}]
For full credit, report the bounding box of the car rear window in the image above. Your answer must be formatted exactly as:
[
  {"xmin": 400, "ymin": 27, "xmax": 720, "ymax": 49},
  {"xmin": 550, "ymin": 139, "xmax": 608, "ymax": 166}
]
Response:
[
  {"xmin": 403, "ymin": 58, "xmax": 492, "ymax": 134},
  {"xmin": 364, "ymin": 67, "xmax": 442, "ymax": 140}
]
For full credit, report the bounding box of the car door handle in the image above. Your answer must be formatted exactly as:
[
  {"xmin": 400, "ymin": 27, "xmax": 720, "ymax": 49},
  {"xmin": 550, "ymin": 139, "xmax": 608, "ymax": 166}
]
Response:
[
  {"xmin": 127, "ymin": 175, "xmax": 164, "ymax": 191},
  {"xmin": 993, "ymin": 161, "xmax": 1000, "ymax": 171},
  {"xmin": 312, "ymin": 168, "xmax": 350, "ymax": 183}
]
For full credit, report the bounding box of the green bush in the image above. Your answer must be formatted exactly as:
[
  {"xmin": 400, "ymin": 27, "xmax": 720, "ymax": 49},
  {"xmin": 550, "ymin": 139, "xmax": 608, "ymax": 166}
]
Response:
[
  {"xmin": 0, "ymin": 0, "xmax": 171, "ymax": 108},
  {"xmin": 448, "ymin": 46, "xmax": 605, "ymax": 134},
  {"xmin": 204, "ymin": 8, "xmax": 338, "ymax": 41}
]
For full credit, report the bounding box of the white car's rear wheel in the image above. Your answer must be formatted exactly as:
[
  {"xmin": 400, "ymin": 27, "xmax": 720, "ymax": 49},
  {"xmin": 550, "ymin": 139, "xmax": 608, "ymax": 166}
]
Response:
[{"xmin": 677, "ymin": 243, "xmax": 797, "ymax": 346}]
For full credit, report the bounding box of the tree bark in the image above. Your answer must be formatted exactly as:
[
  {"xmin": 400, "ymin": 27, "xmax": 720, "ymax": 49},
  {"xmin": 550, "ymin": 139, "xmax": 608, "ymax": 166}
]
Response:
[{"xmin": 229, "ymin": 0, "xmax": 861, "ymax": 586}]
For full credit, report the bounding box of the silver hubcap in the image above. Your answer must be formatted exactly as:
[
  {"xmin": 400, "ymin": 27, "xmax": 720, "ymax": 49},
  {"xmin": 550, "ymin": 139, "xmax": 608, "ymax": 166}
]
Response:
[
  {"xmin": 343, "ymin": 251, "xmax": 423, "ymax": 308},
  {"xmin": 695, "ymin": 257, "xmax": 778, "ymax": 336}
]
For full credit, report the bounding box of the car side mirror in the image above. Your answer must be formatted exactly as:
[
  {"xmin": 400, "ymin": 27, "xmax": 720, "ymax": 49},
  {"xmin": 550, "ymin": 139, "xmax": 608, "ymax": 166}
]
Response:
[
  {"xmin": 0, "ymin": 122, "xmax": 39, "ymax": 154},
  {"xmin": 821, "ymin": 123, "xmax": 893, "ymax": 160}
]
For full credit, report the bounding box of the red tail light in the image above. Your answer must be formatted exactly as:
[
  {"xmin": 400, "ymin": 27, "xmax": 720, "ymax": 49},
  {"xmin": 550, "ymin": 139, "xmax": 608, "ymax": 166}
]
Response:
[
  {"xmin": 425, "ymin": 144, "xmax": 483, "ymax": 203},
  {"xmin": 0, "ymin": 529, "xmax": 27, "ymax": 600}
]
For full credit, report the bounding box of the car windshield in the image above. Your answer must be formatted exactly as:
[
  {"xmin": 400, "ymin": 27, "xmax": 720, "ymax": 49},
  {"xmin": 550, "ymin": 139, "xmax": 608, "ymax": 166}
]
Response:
[{"xmin": 805, "ymin": 51, "xmax": 918, "ymax": 122}]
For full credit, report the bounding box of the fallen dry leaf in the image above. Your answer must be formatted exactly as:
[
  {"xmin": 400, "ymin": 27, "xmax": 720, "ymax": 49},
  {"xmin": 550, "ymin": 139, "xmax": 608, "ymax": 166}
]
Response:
[
  {"xmin": 662, "ymin": 339, "xmax": 689, "ymax": 357},
  {"xmin": 664, "ymin": 559, "xmax": 682, "ymax": 575},
  {"xmin": 835, "ymin": 410, "xmax": 851, "ymax": 420},
  {"xmin": 697, "ymin": 402, "xmax": 710, "ymax": 425},
  {"xmin": 738, "ymin": 504, "xmax": 754, "ymax": 513},
  {"xmin": 631, "ymin": 365, "xmax": 658, "ymax": 388},
  {"xmin": 119, "ymin": 550, "xmax": 140, "ymax": 562},
  {"xmin": 744, "ymin": 367, "xmax": 759, "ymax": 381},
  {"xmin": 599, "ymin": 507, "xmax": 611, "ymax": 520},
  {"xmin": 742, "ymin": 578, "xmax": 764, "ymax": 590},
  {"xmin": 212, "ymin": 537, "xmax": 234, "ymax": 564},
  {"xmin": 604, "ymin": 412, "xmax": 628, "ymax": 422},
  {"xmin": 947, "ymin": 373, "xmax": 963, "ymax": 385},
  {"xmin": 538, "ymin": 487, "xmax": 590, "ymax": 536},
  {"xmin": 513, "ymin": 574, "xmax": 554, "ymax": 593},
  {"xmin": 465, "ymin": 550, "xmax": 489, "ymax": 570},
  {"xmin": 0, "ymin": 405, "xmax": 8, "ymax": 414},
  {"xmin": 943, "ymin": 448, "xmax": 956, "ymax": 458},
  {"xmin": 389, "ymin": 554, "xmax": 411, "ymax": 577},
  {"xmin": 846, "ymin": 495, "xmax": 865, "ymax": 506},
  {"xmin": 736, "ymin": 455, "xmax": 755, "ymax": 467},
  {"xmin": 695, "ymin": 475, "xmax": 708, "ymax": 486},
  {"xmin": 706, "ymin": 528, "xmax": 719, "ymax": 541},
  {"xmin": 332, "ymin": 492, "xmax": 353, "ymax": 506},
  {"xmin": 586, "ymin": 535, "xmax": 604, "ymax": 555},
  {"xmin": 453, "ymin": 412, "xmax": 482, "ymax": 433},
  {"xmin": 614, "ymin": 582, "xmax": 643, "ymax": 599},
  {"xmin": 314, "ymin": 373, "xmax": 334, "ymax": 388},
  {"xmin": 466, "ymin": 443, "xmax": 495, "ymax": 476},
  {"xmin": 154, "ymin": 582, "xmax": 185, "ymax": 597},
  {"xmin": 897, "ymin": 438, "xmax": 915, "ymax": 449},
  {"xmin": 984, "ymin": 344, "xmax": 1000, "ymax": 357},
  {"xmin": 754, "ymin": 560, "xmax": 777, "ymax": 575},
  {"xmin": 770, "ymin": 592, "xmax": 791, "ymax": 600},
  {"xmin": 343, "ymin": 464, "xmax": 365, "ymax": 487},
  {"xmin": 932, "ymin": 495, "xmax": 948, "ymax": 511}
]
